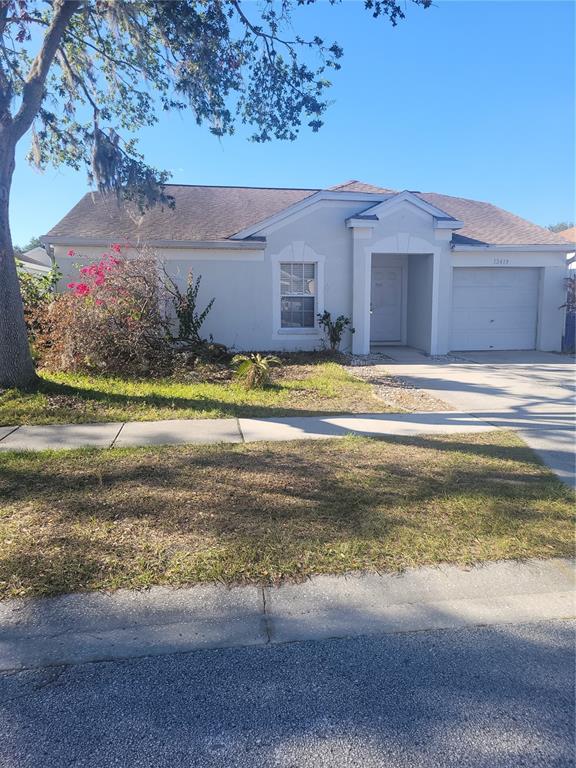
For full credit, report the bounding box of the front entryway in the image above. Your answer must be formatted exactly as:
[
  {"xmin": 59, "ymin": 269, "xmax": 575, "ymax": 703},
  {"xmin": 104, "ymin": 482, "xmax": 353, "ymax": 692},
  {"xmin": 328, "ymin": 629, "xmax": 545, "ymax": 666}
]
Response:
[{"xmin": 370, "ymin": 265, "xmax": 403, "ymax": 343}]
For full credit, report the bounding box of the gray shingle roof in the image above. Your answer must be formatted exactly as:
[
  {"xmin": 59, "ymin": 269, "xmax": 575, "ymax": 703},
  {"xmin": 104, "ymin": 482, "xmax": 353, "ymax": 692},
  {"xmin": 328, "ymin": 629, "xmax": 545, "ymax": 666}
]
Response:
[
  {"xmin": 332, "ymin": 181, "xmax": 567, "ymax": 245},
  {"xmin": 418, "ymin": 191, "xmax": 567, "ymax": 246},
  {"xmin": 45, "ymin": 185, "xmax": 319, "ymax": 242},
  {"xmin": 44, "ymin": 180, "xmax": 569, "ymax": 247}
]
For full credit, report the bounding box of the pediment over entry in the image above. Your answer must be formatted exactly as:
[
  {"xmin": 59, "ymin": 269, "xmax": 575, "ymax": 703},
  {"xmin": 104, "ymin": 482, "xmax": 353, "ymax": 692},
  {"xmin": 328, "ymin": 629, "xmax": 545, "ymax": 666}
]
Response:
[{"xmin": 346, "ymin": 190, "xmax": 464, "ymax": 231}]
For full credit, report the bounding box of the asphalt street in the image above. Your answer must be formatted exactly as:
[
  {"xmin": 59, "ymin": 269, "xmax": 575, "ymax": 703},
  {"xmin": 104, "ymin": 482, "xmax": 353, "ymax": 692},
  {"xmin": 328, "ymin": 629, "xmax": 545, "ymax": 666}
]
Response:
[{"xmin": 1, "ymin": 620, "xmax": 574, "ymax": 767}]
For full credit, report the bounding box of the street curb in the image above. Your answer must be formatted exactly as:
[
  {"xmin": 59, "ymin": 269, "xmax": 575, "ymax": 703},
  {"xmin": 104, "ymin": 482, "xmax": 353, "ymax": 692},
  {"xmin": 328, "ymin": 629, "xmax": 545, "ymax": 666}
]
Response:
[{"xmin": 0, "ymin": 558, "xmax": 573, "ymax": 671}]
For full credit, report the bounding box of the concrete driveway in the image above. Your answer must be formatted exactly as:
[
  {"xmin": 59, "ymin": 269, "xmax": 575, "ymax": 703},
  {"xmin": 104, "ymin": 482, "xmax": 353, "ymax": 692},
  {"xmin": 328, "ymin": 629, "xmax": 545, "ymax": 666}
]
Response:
[{"xmin": 382, "ymin": 349, "xmax": 575, "ymax": 487}]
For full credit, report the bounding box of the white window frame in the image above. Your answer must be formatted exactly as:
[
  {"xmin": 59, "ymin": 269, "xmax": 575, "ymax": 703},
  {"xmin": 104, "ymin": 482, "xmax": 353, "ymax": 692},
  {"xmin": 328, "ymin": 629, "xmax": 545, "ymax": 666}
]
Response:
[
  {"xmin": 271, "ymin": 242, "xmax": 325, "ymax": 338},
  {"xmin": 279, "ymin": 261, "xmax": 317, "ymax": 330}
]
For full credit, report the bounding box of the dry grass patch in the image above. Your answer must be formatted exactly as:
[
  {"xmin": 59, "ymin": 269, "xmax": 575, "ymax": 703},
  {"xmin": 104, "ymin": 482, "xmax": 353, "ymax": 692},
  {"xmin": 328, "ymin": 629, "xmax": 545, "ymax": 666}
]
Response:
[
  {"xmin": 0, "ymin": 430, "xmax": 573, "ymax": 599},
  {"xmin": 0, "ymin": 360, "xmax": 387, "ymax": 426}
]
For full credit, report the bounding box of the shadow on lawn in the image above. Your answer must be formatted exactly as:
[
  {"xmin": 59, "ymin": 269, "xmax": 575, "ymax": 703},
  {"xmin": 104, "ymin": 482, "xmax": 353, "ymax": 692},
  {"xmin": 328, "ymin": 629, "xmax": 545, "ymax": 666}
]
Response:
[
  {"xmin": 0, "ymin": 434, "xmax": 573, "ymax": 598},
  {"xmin": 3, "ymin": 368, "xmax": 378, "ymax": 422}
]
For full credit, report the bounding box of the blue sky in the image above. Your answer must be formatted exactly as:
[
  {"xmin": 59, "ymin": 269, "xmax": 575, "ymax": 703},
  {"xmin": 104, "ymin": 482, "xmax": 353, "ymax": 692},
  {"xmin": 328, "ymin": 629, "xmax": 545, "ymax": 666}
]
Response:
[{"xmin": 9, "ymin": 0, "xmax": 575, "ymax": 246}]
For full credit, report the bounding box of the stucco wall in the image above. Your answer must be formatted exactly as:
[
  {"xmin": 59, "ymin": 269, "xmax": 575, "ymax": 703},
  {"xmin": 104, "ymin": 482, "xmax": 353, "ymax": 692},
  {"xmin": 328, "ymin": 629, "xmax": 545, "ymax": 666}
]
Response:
[
  {"xmin": 51, "ymin": 198, "xmax": 368, "ymax": 352},
  {"xmin": 53, "ymin": 244, "xmax": 273, "ymax": 351},
  {"xmin": 264, "ymin": 200, "xmax": 369, "ymax": 351},
  {"xmin": 407, "ymin": 254, "xmax": 433, "ymax": 352}
]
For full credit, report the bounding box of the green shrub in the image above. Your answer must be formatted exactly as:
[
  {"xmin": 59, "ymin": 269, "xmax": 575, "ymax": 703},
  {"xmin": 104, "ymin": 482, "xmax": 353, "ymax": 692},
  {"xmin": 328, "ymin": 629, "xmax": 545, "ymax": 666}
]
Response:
[
  {"xmin": 317, "ymin": 310, "xmax": 354, "ymax": 351},
  {"xmin": 16, "ymin": 260, "xmax": 60, "ymax": 353},
  {"xmin": 232, "ymin": 353, "xmax": 282, "ymax": 389},
  {"xmin": 163, "ymin": 269, "xmax": 215, "ymax": 345}
]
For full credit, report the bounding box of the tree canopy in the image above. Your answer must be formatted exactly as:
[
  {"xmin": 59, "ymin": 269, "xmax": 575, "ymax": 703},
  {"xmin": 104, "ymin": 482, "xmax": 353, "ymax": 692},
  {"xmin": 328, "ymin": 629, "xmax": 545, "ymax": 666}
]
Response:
[
  {"xmin": 1, "ymin": 0, "xmax": 431, "ymax": 208},
  {"xmin": 0, "ymin": 0, "xmax": 431, "ymax": 387},
  {"xmin": 547, "ymin": 222, "xmax": 574, "ymax": 233}
]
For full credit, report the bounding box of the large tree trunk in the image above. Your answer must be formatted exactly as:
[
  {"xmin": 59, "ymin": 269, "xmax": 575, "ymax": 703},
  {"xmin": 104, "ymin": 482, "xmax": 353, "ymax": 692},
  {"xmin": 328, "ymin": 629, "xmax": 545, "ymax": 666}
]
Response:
[{"xmin": 0, "ymin": 134, "xmax": 36, "ymax": 388}]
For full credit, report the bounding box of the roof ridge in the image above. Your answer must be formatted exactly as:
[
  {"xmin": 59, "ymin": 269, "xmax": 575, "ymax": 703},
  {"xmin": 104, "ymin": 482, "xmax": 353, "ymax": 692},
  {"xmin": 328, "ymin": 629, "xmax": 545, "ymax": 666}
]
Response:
[
  {"xmin": 326, "ymin": 179, "xmax": 360, "ymax": 191},
  {"xmin": 161, "ymin": 183, "xmax": 321, "ymax": 192}
]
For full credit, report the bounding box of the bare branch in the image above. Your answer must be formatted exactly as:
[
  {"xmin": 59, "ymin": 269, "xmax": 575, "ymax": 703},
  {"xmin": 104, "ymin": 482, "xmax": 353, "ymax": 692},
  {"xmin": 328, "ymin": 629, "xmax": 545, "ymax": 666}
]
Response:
[
  {"xmin": 231, "ymin": 0, "xmax": 310, "ymax": 51},
  {"xmin": 12, "ymin": 0, "xmax": 81, "ymax": 140},
  {"xmin": 56, "ymin": 45, "xmax": 99, "ymax": 114},
  {"xmin": 0, "ymin": 5, "xmax": 7, "ymax": 37}
]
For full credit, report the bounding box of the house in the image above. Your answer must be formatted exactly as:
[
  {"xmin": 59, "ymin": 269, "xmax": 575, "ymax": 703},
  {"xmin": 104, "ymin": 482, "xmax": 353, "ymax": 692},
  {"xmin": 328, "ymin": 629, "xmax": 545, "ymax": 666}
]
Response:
[
  {"xmin": 558, "ymin": 226, "xmax": 576, "ymax": 243},
  {"xmin": 558, "ymin": 227, "xmax": 576, "ymax": 269},
  {"xmin": 42, "ymin": 181, "xmax": 573, "ymax": 355},
  {"xmin": 16, "ymin": 246, "xmax": 53, "ymax": 277}
]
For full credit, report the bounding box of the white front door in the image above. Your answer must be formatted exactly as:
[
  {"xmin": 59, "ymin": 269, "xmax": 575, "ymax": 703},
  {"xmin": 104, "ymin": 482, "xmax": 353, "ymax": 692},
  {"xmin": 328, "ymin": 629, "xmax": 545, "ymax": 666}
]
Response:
[{"xmin": 370, "ymin": 265, "xmax": 403, "ymax": 343}]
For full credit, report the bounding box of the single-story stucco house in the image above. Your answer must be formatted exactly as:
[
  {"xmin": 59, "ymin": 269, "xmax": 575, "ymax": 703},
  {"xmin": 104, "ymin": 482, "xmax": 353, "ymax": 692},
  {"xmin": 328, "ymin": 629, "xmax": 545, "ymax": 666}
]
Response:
[{"xmin": 42, "ymin": 180, "xmax": 575, "ymax": 355}]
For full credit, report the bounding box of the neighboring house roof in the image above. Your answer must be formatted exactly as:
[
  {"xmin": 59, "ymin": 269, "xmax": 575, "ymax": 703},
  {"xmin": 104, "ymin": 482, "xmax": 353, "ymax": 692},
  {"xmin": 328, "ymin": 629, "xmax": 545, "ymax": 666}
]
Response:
[
  {"xmin": 16, "ymin": 246, "xmax": 52, "ymax": 274},
  {"xmin": 44, "ymin": 180, "xmax": 569, "ymax": 247},
  {"xmin": 558, "ymin": 226, "xmax": 576, "ymax": 243}
]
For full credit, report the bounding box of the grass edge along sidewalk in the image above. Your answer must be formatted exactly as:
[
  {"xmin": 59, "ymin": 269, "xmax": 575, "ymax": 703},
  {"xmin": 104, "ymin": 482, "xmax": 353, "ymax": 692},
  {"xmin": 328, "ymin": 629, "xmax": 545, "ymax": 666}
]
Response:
[{"xmin": 0, "ymin": 430, "xmax": 573, "ymax": 600}]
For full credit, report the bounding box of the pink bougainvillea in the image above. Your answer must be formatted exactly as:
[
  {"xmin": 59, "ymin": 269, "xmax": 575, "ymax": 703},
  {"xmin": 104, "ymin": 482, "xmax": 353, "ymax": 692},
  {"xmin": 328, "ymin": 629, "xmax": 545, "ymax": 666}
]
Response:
[
  {"xmin": 66, "ymin": 282, "xmax": 91, "ymax": 297},
  {"xmin": 40, "ymin": 245, "xmax": 170, "ymax": 375},
  {"xmin": 66, "ymin": 250, "xmax": 123, "ymax": 298}
]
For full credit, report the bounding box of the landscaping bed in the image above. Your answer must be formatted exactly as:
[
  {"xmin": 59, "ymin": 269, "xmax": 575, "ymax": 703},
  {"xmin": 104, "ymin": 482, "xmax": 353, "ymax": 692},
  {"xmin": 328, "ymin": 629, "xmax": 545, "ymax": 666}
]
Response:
[
  {"xmin": 0, "ymin": 358, "xmax": 389, "ymax": 425},
  {"xmin": 0, "ymin": 430, "xmax": 572, "ymax": 599},
  {"xmin": 0, "ymin": 353, "xmax": 449, "ymax": 426}
]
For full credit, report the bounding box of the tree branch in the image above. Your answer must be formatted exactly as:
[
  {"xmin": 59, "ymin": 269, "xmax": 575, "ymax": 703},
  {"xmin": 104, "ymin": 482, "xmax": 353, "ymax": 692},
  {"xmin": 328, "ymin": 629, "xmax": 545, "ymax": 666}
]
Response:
[
  {"xmin": 231, "ymin": 0, "xmax": 314, "ymax": 53},
  {"xmin": 56, "ymin": 45, "xmax": 99, "ymax": 114},
  {"xmin": 0, "ymin": 3, "xmax": 13, "ymax": 114},
  {"xmin": 11, "ymin": 0, "xmax": 81, "ymax": 141},
  {"xmin": 0, "ymin": 2, "xmax": 9, "ymax": 37}
]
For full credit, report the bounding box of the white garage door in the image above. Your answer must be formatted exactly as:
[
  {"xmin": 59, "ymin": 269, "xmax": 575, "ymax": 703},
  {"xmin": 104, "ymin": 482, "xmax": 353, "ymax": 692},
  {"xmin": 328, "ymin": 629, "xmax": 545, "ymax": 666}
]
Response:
[{"xmin": 451, "ymin": 268, "xmax": 539, "ymax": 351}]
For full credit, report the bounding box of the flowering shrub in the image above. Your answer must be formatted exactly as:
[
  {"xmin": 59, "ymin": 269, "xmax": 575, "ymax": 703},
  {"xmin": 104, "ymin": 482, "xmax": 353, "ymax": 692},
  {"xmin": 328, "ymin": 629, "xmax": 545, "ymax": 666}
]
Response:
[{"xmin": 38, "ymin": 246, "xmax": 172, "ymax": 375}]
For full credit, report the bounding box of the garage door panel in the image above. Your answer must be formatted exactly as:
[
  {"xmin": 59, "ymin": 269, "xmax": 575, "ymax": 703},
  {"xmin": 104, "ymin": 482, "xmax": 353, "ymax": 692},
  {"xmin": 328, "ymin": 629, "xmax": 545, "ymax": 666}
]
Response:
[
  {"xmin": 456, "ymin": 329, "xmax": 536, "ymax": 351},
  {"xmin": 451, "ymin": 268, "xmax": 539, "ymax": 351},
  {"xmin": 453, "ymin": 307, "xmax": 537, "ymax": 331},
  {"xmin": 453, "ymin": 286, "xmax": 536, "ymax": 308}
]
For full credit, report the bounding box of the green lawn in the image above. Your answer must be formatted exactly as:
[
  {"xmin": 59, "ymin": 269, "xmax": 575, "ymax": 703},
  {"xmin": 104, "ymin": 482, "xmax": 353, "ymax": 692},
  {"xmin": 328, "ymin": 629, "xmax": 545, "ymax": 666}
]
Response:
[
  {"xmin": 0, "ymin": 430, "xmax": 572, "ymax": 599},
  {"xmin": 0, "ymin": 361, "xmax": 388, "ymax": 425}
]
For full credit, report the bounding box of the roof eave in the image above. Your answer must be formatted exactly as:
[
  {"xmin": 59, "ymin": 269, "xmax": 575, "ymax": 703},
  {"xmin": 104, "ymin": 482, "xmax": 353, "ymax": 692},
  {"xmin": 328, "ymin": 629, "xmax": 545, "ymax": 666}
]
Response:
[
  {"xmin": 451, "ymin": 243, "xmax": 573, "ymax": 252},
  {"xmin": 41, "ymin": 236, "xmax": 267, "ymax": 250}
]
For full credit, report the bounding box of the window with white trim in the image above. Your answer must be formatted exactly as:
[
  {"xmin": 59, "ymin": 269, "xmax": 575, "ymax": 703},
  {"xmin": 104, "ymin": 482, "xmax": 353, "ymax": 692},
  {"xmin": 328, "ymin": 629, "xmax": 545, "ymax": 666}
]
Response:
[{"xmin": 280, "ymin": 262, "xmax": 316, "ymax": 328}]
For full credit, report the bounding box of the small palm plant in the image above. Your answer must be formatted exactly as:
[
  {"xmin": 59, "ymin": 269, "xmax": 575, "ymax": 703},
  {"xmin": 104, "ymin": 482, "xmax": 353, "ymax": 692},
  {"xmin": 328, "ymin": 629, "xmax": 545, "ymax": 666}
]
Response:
[
  {"xmin": 232, "ymin": 353, "xmax": 282, "ymax": 389},
  {"xmin": 317, "ymin": 310, "xmax": 354, "ymax": 351}
]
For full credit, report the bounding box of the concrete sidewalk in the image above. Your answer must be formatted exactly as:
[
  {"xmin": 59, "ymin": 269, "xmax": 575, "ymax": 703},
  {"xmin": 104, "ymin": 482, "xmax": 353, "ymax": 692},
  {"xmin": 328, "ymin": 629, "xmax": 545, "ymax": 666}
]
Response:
[
  {"xmin": 0, "ymin": 558, "xmax": 573, "ymax": 671},
  {"xmin": 0, "ymin": 411, "xmax": 498, "ymax": 452}
]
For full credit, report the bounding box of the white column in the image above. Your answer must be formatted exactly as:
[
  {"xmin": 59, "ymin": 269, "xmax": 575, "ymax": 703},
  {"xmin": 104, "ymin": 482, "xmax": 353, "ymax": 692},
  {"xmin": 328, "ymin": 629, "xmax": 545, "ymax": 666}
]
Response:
[
  {"xmin": 351, "ymin": 227, "xmax": 372, "ymax": 355},
  {"xmin": 428, "ymin": 250, "xmax": 441, "ymax": 355},
  {"xmin": 430, "ymin": 235, "xmax": 453, "ymax": 355}
]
